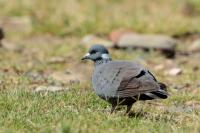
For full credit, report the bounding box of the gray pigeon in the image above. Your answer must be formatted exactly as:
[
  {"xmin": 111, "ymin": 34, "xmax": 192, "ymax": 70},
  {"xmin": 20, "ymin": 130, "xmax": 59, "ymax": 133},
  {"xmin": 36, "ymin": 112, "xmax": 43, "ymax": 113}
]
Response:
[{"xmin": 82, "ymin": 44, "xmax": 168, "ymax": 114}]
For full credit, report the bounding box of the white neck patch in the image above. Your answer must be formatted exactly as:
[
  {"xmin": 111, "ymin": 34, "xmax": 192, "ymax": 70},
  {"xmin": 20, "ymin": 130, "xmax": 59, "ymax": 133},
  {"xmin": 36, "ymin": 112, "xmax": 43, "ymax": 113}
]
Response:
[{"xmin": 101, "ymin": 54, "xmax": 111, "ymax": 59}]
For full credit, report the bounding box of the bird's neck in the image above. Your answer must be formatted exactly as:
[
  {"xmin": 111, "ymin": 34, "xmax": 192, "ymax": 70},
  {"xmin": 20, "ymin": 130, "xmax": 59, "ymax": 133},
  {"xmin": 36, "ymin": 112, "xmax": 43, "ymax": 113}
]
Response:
[{"xmin": 94, "ymin": 58, "xmax": 112, "ymax": 66}]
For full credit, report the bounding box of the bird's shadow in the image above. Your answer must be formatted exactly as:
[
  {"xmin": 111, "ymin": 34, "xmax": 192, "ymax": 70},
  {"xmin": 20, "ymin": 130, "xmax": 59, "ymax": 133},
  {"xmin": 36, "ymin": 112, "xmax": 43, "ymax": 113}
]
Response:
[
  {"xmin": 127, "ymin": 111, "xmax": 148, "ymax": 118},
  {"xmin": 113, "ymin": 107, "xmax": 148, "ymax": 118}
]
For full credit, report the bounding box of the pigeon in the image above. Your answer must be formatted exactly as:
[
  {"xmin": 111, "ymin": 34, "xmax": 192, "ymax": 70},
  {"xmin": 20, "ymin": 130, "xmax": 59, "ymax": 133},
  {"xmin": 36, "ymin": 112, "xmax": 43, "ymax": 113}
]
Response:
[{"xmin": 82, "ymin": 44, "xmax": 168, "ymax": 114}]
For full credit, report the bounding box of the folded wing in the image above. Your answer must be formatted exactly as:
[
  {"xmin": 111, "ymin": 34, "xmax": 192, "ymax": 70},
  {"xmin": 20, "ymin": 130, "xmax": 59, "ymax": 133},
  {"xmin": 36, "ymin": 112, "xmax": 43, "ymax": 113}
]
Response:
[{"xmin": 116, "ymin": 69, "xmax": 162, "ymax": 98}]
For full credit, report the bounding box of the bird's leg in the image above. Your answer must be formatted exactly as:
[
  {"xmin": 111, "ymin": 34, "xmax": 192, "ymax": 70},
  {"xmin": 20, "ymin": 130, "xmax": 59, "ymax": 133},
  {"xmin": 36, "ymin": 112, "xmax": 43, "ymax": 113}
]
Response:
[
  {"xmin": 125, "ymin": 104, "xmax": 133, "ymax": 115},
  {"xmin": 110, "ymin": 104, "xmax": 117, "ymax": 114}
]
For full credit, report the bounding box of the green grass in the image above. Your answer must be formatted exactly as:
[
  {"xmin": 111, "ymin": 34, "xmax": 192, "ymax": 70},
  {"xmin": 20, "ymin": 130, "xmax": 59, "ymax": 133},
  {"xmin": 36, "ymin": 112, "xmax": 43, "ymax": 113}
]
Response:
[
  {"xmin": 0, "ymin": 0, "xmax": 200, "ymax": 132},
  {"xmin": 0, "ymin": 88, "xmax": 199, "ymax": 133}
]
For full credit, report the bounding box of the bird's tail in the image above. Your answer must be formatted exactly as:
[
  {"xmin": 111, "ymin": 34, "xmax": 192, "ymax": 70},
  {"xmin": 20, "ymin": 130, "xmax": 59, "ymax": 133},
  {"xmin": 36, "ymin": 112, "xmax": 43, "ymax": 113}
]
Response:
[
  {"xmin": 151, "ymin": 82, "xmax": 168, "ymax": 99},
  {"xmin": 139, "ymin": 82, "xmax": 169, "ymax": 100}
]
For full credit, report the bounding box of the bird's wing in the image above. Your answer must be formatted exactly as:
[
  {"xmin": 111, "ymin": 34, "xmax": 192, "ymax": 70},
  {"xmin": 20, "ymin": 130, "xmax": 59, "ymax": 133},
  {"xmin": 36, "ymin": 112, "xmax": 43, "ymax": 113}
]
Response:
[{"xmin": 116, "ymin": 68, "xmax": 160, "ymax": 98}]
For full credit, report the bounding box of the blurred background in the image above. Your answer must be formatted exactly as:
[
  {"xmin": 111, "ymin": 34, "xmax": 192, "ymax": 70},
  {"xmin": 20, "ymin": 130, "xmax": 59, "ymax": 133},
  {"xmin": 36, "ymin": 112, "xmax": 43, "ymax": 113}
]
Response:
[{"xmin": 0, "ymin": 0, "xmax": 200, "ymax": 132}]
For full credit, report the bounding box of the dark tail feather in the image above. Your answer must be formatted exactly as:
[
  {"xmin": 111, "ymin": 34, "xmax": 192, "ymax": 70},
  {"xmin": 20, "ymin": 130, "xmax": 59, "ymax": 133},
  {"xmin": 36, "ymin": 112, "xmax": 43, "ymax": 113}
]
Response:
[
  {"xmin": 152, "ymin": 82, "xmax": 168, "ymax": 99},
  {"xmin": 159, "ymin": 82, "xmax": 167, "ymax": 91},
  {"xmin": 139, "ymin": 82, "xmax": 169, "ymax": 100}
]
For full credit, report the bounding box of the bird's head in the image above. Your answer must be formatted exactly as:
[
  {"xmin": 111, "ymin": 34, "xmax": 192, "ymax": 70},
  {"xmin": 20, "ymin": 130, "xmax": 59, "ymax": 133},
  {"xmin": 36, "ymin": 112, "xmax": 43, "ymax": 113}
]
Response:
[{"xmin": 82, "ymin": 44, "xmax": 111, "ymax": 62}]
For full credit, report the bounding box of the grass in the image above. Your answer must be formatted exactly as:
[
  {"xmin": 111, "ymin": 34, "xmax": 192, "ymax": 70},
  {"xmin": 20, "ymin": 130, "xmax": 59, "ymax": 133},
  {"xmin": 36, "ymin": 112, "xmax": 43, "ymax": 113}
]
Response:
[
  {"xmin": 0, "ymin": 88, "xmax": 199, "ymax": 133},
  {"xmin": 0, "ymin": 0, "xmax": 200, "ymax": 132}
]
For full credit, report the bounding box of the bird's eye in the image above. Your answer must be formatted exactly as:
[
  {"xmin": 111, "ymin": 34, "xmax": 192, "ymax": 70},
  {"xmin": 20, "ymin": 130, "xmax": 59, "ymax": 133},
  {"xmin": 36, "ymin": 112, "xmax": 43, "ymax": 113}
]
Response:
[{"xmin": 90, "ymin": 50, "xmax": 96, "ymax": 54}]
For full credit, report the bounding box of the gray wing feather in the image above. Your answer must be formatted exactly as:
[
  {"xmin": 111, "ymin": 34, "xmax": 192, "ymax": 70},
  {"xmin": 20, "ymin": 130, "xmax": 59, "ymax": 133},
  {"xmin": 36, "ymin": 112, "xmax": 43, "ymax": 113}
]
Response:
[
  {"xmin": 116, "ymin": 70, "xmax": 160, "ymax": 97},
  {"xmin": 93, "ymin": 61, "xmax": 142, "ymax": 97},
  {"xmin": 92, "ymin": 61, "xmax": 160, "ymax": 98}
]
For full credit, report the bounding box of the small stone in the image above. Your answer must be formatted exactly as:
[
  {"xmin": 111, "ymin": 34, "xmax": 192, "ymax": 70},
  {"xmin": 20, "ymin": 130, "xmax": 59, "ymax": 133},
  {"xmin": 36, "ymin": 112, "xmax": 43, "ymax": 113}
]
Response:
[
  {"xmin": 1, "ymin": 40, "xmax": 24, "ymax": 52},
  {"xmin": 189, "ymin": 39, "xmax": 200, "ymax": 52},
  {"xmin": 50, "ymin": 71, "xmax": 84, "ymax": 84},
  {"xmin": 34, "ymin": 85, "xmax": 68, "ymax": 92},
  {"xmin": 174, "ymin": 83, "xmax": 190, "ymax": 90},
  {"xmin": 47, "ymin": 57, "xmax": 66, "ymax": 64},
  {"xmin": 155, "ymin": 64, "xmax": 165, "ymax": 71},
  {"xmin": 114, "ymin": 33, "xmax": 177, "ymax": 58},
  {"xmin": 0, "ymin": 16, "xmax": 32, "ymax": 33},
  {"xmin": 81, "ymin": 34, "xmax": 113, "ymax": 48},
  {"xmin": 108, "ymin": 28, "xmax": 133, "ymax": 43},
  {"xmin": 167, "ymin": 68, "xmax": 182, "ymax": 76}
]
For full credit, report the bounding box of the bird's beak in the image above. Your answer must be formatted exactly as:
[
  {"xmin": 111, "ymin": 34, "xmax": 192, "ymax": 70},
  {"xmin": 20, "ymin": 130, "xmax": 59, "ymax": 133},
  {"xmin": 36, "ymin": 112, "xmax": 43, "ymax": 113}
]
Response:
[{"xmin": 81, "ymin": 53, "xmax": 90, "ymax": 60}]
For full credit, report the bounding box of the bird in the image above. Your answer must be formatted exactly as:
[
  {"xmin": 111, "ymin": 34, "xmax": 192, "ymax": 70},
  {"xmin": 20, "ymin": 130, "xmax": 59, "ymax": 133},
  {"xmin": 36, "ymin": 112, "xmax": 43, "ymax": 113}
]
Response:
[{"xmin": 82, "ymin": 44, "xmax": 168, "ymax": 115}]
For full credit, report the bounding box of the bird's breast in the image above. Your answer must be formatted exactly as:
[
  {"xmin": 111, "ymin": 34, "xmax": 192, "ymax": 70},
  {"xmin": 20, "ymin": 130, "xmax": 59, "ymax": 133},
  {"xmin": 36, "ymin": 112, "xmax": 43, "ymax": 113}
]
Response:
[{"xmin": 92, "ymin": 67, "xmax": 122, "ymax": 97}]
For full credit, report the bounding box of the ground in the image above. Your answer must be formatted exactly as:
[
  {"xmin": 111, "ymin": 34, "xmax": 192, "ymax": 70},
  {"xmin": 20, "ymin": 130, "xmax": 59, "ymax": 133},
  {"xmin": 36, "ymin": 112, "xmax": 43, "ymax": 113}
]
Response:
[{"xmin": 0, "ymin": 0, "xmax": 200, "ymax": 132}]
